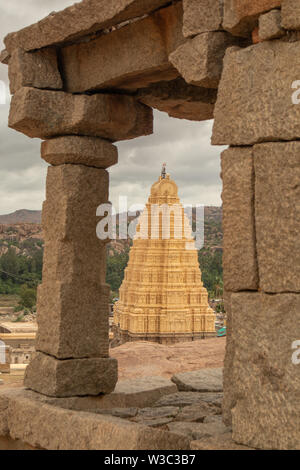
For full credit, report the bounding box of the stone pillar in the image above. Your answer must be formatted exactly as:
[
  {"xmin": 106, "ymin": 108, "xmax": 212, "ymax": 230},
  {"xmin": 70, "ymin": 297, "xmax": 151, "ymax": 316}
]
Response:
[
  {"xmin": 24, "ymin": 137, "xmax": 118, "ymax": 397},
  {"xmin": 213, "ymin": 39, "xmax": 300, "ymax": 449}
]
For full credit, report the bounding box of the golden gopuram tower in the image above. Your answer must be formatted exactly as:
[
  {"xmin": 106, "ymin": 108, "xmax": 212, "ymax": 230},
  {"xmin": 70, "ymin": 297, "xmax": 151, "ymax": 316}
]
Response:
[{"xmin": 113, "ymin": 166, "xmax": 216, "ymax": 345}]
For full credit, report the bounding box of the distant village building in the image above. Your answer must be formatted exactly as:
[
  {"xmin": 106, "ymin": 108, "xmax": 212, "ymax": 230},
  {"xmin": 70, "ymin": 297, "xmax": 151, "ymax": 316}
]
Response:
[{"xmin": 113, "ymin": 168, "xmax": 216, "ymax": 345}]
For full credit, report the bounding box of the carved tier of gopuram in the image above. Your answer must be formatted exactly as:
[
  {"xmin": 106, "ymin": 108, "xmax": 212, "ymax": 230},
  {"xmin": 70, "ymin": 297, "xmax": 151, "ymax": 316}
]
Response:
[
  {"xmin": 113, "ymin": 169, "xmax": 216, "ymax": 344},
  {"xmin": 0, "ymin": 0, "xmax": 299, "ymax": 451}
]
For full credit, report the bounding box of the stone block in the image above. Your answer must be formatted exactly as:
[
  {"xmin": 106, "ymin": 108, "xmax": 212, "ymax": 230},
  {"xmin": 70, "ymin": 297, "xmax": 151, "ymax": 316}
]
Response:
[
  {"xmin": 9, "ymin": 87, "xmax": 153, "ymax": 142},
  {"xmin": 175, "ymin": 402, "xmax": 221, "ymax": 422},
  {"xmin": 171, "ymin": 368, "xmax": 223, "ymax": 392},
  {"xmin": 167, "ymin": 420, "xmax": 229, "ymax": 440},
  {"xmin": 0, "ymin": 49, "xmax": 10, "ymax": 65},
  {"xmin": 4, "ymin": 0, "xmax": 171, "ymax": 53},
  {"xmin": 228, "ymin": 292, "xmax": 300, "ymax": 450},
  {"xmin": 61, "ymin": 3, "xmax": 184, "ymax": 92},
  {"xmin": 254, "ymin": 142, "xmax": 300, "ymax": 293},
  {"xmin": 42, "ymin": 164, "xmax": 108, "ymax": 245},
  {"xmin": 212, "ymin": 41, "xmax": 300, "ymax": 146},
  {"xmin": 182, "ymin": 0, "xmax": 223, "ymax": 37},
  {"xmin": 221, "ymin": 147, "xmax": 258, "ymax": 291},
  {"xmin": 35, "ymin": 281, "xmax": 110, "ymax": 359},
  {"xmin": 154, "ymin": 392, "xmax": 223, "ymax": 408},
  {"xmin": 259, "ymin": 9, "xmax": 285, "ymax": 40},
  {"xmin": 169, "ymin": 32, "xmax": 242, "ymax": 88},
  {"xmin": 41, "ymin": 136, "xmax": 118, "ymax": 169},
  {"xmin": 8, "ymin": 47, "xmax": 62, "ymax": 94},
  {"xmin": 223, "ymin": 0, "xmax": 282, "ymax": 37},
  {"xmin": 0, "ymin": 389, "xmax": 190, "ymax": 450},
  {"xmin": 282, "ymin": 0, "xmax": 300, "ymax": 30},
  {"xmin": 24, "ymin": 352, "xmax": 118, "ymax": 397},
  {"xmin": 138, "ymin": 78, "xmax": 217, "ymax": 121}
]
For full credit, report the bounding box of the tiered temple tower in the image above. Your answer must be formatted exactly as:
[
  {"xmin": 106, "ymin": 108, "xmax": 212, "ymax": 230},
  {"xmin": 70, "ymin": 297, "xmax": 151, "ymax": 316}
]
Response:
[{"xmin": 113, "ymin": 168, "xmax": 216, "ymax": 344}]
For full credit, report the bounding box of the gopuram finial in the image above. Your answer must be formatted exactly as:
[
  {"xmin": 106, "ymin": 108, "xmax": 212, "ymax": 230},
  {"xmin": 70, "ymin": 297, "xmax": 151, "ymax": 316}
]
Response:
[{"xmin": 161, "ymin": 162, "xmax": 166, "ymax": 179}]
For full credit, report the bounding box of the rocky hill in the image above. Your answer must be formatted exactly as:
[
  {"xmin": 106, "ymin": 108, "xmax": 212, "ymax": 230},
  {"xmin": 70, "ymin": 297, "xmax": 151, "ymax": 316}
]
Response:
[{"xmin": 0, "ymin": 207, "xmax": 223, "ymax": 255}]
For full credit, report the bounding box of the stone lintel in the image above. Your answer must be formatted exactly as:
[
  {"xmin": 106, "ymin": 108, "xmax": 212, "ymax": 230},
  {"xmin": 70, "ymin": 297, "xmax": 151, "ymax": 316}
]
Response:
[
  {"xmin": 9, "ymin": 87, "xmax": 153, "ymax": 142},
  {"xmin": 4, "ymin": 0, "xmax": 172, "ymax": 53}
]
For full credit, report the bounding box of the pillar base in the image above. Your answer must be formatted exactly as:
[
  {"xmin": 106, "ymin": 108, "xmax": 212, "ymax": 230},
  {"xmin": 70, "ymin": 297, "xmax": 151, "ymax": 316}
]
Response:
[{"xmin": 24, "ymin": 352, "xmax": 118, "ymax": 398}]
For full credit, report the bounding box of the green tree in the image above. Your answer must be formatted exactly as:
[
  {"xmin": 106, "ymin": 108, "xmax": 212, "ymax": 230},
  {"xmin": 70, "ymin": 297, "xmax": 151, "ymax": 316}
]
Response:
[{"xmin": 18, "ymin": 285, "xmax": 37, "ymax": 312}]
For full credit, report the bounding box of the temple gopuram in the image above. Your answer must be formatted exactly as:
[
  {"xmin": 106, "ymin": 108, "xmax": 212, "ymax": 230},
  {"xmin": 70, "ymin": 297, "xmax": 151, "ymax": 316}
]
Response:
[{"xmin": 113, "ymin": 166, "xmax": 216, "ymax": 344}]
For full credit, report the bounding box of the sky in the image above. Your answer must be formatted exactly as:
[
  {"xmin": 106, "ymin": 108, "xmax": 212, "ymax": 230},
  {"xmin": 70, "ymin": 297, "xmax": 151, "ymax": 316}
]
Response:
[{"xmin": 0, "ymin": 0, "xmax": 224, "ymax": 216}]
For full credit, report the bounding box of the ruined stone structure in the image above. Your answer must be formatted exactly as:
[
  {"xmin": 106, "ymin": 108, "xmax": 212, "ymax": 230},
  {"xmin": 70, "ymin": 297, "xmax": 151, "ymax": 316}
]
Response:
[
  {"xmin": 0, "ymin": 0, "xmax": 299, "ymax": 450},
  {"xmin": 114, "ymin": 170, "xmax": 215, "ymax": 344}
]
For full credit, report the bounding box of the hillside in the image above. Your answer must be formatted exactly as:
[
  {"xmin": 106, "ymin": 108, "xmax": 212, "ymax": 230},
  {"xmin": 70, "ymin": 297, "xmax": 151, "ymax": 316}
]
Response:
[{"xmin": 0, "ymin": 210, "xmax": 42, "ymax": 224}]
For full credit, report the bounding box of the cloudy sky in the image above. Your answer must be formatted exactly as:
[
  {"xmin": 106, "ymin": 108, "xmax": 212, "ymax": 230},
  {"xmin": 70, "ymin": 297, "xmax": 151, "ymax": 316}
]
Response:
[{"xmin": 0, "ymin": 0, "xmax": 224, "ymax": 216}]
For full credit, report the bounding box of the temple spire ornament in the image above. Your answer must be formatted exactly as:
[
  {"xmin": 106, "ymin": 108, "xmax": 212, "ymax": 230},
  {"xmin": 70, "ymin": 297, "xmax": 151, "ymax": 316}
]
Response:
[{"xmin": 113, "ymin": 170, "xmax": 216, "ymax": 344}]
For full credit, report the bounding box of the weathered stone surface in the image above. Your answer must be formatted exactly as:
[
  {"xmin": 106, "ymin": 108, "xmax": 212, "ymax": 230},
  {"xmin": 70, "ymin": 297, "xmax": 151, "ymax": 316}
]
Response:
[
  {"xmin": 169, "ymin": 32, "xmax": 242, "ymax": 88},
  {"xmin": 172, "ymin": 368, "xmax": 223, "ymax": 392},
  {"xmin": 136, "ymin": 406, "xmax": 179, "ymax": 419},
  {"xmin": 95, "ymin": 407, "xmax": 138, "ymax": 419},
  {"xmin": 9, "ymin": 87, "xmax": 153, "ymax": 142},
  {"xmin": 254, "ymin": 142, "xmax": 300, "ymax": 293},
  {"xmin": 21, "ymin": 376, "xmax": 178, "ymax": 412},
  {"xmin": 167, "ymin": 420, "xmax": 229, "ymax": 440},
  {"xmin": 212, "ymin": 41, "xmax": 300, "ymax": 146},
  {"xmin": 138, "ymin": 78, "xmax": 217, "ymax": 121},
  {"xmin": 222, "ymin": 291, "xmax": 235, "ymax": 426},
  {"xmin": 0, "ymin": 389, "xmax": 190, "ymax": 450},
  {"xmin": 0, "ymin": 346, "xmax": 10, "ymax": 374},
  {"xmin": 191, "ymin": 433, "xmax": 254, "ymax": 450},
  {"xmin": 282, "ymin": 0, "xmax": 300, "ymax": 30},
  {"xmin": 8, "ymin": 48, "xmax": 62, "ymax": 95},
  {"xmin": 34, "ymin": 165, "xmax": 110, "ymax": 359},
  {"xmin": 4, "ymin": 0, "xmax": 171, "ymax": 53},
  {"xmin": 175, "ymin": 402, "xmax": 221, "ymax": 422},
  {"xmin": 41, "ymin": 136, "xmax": 118, "ymax": 169},
  {"xmin": 61, "ymin": 3, "xmax": 184, "ymax": 92},
  {"xmin": 24, "ymin": 352, "xmax": 118, "ymax": 398},
  {"xmin": 228, "ymin": 292, "xmax": 300, "ymax": 450},
  {"xmin": 259, "ymin": 9, "xmax": 285, "ymax": 40},
  {"xmin": 221, "ymin": 147, "xmax": 258, "ymax": 291},
  {"xmin": 183, "ymin": 0, "xmax": 223, "ymax": 37},
  {"xmin": 154, "ymin": 392, "xmax": 223, "ymax": 408},
  {"xmin": 203, "ymin": 414, "xmax": 223, "ymax": 424},
  {"xmin": 0, "ymin": 49, "xmax": 10, "ymax": 65},
  {"xmin": 223, "ymin": 0, "xmax": 282, "ymax": 37}
]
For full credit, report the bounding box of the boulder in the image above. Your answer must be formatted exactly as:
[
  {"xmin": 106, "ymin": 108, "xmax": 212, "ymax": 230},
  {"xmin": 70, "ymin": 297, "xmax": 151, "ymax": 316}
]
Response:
[
  {"xmin": 171, "ymin": 368, "xmax": 223, "ymax": 392},
  {"xmin": 9, "ymin": 87, "xmax": 153, "ymax": 142}
]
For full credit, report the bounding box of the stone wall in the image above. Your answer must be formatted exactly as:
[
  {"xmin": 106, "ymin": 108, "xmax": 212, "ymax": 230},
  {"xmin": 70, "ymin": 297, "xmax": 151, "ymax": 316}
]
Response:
[{"xmin": 1, "ymin": 0, "xmax": 299, "ymax": 450}]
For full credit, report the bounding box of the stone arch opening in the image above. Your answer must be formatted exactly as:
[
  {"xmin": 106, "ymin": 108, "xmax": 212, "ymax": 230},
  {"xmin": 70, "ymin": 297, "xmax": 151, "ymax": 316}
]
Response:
[{"xmin": 1, "ymin": 0, "xmax": 299, "ymax": 450}]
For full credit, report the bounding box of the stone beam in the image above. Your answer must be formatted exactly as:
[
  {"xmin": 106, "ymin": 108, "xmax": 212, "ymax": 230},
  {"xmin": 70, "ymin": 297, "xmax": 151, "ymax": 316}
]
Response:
[
  {"xmin": 223, "ymin": 0, "xmax": 282, "ymax": 37},
  {"xmin": 169, "ymin": 32, "xmax": 243, "ymax": 89},
  {"xmin": 221, "ymin": 147, "xmax": 258, "ymax": 291},
  {"xmin": 8, "ymin": 48, "xmax": 62, "ymax": 95},
  {"xmin": 137, "ymin": 78, "xmax": 217, "ymax": 120},
  {"xmin": 61, "ymin": 3, "xmax": 184, "ymax": 92},
  {"xmin": 212, "ymin": 41, "xmax": 300, "ymax": 146},
  {"xmin": 282, "ymin": 0, "xmax": 300, "ymax": 30},
  {"xmin": 9, "ymin": 87, "xmax": 153, "ymax": 142},
  {"xmin": 254, "ymin": 142, "xmax": 300, "ymax": 293},
  {"xmin": 4, "ymin": 0, "xmax": 172, "ymax": 53}
]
